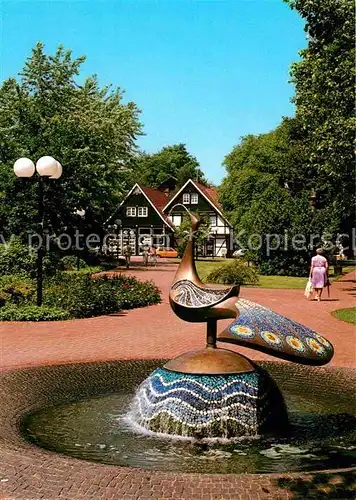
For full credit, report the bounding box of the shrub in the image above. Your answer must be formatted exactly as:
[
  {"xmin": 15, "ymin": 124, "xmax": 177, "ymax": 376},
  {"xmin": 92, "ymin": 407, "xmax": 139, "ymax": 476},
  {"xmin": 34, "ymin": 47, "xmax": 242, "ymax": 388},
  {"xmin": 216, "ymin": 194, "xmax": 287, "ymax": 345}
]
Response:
[
  {"xmin": 44, "ymin": 273, "xmax": 161, "ymax": 318},
  {"xmin": 0, "ymin": 305, "xmax": 70, "ymax": 321},
  {"xmin": 0, "ymin": 236, "xmax": 59, "ymax": 277},
  {"xmin": 60, "ymin": 255, "xmax": 88, "ymax": 270},
  {"xmin": 0, "ymin": 236, "xmax": 36, "ymax": 276},
  {"xmin": 0, "ymin": 270, "xmax": 161, "ymax": 320},
  {"xmin": 206, "ymin": 259, "xmax": 259, "ymax": 285},
  {"xmin": 0, "ymin": 275, "xmax": 35, "ymax": 307},
  {"xmin": 258, "ymin": 255, "xmax": 310, "ymax": 277},
  {"xmin": 114, "ymin": 275, "xmax": 161, "ymax": 309}
]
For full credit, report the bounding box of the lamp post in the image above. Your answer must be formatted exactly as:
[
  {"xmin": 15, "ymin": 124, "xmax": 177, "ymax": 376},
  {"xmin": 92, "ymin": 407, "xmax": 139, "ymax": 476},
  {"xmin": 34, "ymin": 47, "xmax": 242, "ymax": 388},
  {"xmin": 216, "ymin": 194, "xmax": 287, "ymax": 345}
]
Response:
[
  {"xmin": 74, "ymin": 208, "xmax": 86, "ymax": 271},
  {"xmin": 13, "ymin": 156, "xmax": 63, "ymax": 306}
]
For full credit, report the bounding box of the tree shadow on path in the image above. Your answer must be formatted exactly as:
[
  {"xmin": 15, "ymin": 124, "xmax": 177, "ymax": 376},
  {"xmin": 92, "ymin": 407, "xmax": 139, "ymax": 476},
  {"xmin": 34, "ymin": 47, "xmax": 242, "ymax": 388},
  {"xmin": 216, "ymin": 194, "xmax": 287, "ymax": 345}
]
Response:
[{"xmin": 276, "ymin": 471, "xmax": 356, "ymax": 499}]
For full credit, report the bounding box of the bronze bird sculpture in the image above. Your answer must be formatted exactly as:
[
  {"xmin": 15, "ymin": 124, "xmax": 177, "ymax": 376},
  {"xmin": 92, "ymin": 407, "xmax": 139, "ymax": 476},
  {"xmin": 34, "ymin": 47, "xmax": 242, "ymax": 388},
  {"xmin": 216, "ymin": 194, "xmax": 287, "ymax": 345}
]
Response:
[{"xmin": 165, "ymin": 205, "xmax": 253, "ymax": 374}]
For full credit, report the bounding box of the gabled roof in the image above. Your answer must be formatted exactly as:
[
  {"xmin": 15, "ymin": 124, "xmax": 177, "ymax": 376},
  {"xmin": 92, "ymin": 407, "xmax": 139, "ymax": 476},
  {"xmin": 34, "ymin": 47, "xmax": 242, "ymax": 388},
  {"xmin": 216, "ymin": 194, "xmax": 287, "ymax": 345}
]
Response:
[
  {"xmin": 162, "ymin": 179, "xmax": 232, "ymax": 227},
  {"xmin": 114, "ymin": 183, "xmax": 174, "ymax": 228},
  {"xmin": 194, "ymin": 182, "xmax": 223, "ymax": 211},
  {"xmin": 140, "ymin": 186, "xmax": 175, "ymax": 228}
]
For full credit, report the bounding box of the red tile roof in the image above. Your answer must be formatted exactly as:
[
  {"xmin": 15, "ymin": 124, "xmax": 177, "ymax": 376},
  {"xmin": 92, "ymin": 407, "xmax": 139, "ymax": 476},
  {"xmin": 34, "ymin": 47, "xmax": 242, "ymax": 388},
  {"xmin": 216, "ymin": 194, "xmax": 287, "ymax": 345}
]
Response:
[
  {"xmin": 140, "ymin": 186, "xmax": 175, "ymax": 227},
  {"xmin": 194, "ymin": 182, "xmax": 222, "ymax": 210},
  {"xmin": 140, "ymin": 181, "xmax": 223, "ymax": 227}
]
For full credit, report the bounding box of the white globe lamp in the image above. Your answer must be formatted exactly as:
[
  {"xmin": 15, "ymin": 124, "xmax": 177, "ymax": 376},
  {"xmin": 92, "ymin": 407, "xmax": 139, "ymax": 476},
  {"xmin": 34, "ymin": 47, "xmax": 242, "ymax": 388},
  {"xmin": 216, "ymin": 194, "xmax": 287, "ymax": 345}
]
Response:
[
  {"xmin": 49, "ymin": 161, "xmax": 63, "ymax": 179},
  {"xmin": 36, "ymin": 156, "xmax": 58, "ymax": 177},
  {"xmin": 13, "ymin": 158, "xmax": 35, "ymax": 178}
]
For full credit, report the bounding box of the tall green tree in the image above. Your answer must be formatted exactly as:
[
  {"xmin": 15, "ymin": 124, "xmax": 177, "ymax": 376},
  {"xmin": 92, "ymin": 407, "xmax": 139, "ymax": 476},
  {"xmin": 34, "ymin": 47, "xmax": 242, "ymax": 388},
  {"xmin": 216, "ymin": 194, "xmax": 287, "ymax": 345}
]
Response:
[
  {"xmin": 220, "ymin": 118, "xmax": 308, "ymax": 228},
  {"xmin": 220, "ymin": 120, "xmax": 316, "ymax": 275},
  {"xmin": 131, "ymin": 143, "xmax": 208, "ymax": 188},
  {"xmin": 0, "ymin": 42, "xmax": 142, "ymax": 238},
  {"xmin": 286, "ymin": 0, "xmax": 355, "ymax": 233},
  {"xmin": 220, "ymin": 0, "xmax": 355, "ymax": 274}
]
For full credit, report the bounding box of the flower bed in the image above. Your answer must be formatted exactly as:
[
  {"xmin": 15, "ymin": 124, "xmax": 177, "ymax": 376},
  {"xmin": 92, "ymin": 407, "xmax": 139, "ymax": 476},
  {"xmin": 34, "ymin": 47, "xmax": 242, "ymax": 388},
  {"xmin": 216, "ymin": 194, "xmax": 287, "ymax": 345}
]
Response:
[{"xmin": 0, "ymin": 272, "xmax": 161, "ymax": 321}]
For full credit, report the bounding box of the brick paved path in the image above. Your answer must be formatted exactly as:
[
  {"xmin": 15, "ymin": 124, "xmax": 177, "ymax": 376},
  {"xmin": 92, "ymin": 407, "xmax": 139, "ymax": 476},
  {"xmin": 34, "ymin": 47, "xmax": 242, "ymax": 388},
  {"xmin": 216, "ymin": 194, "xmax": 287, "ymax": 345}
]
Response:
[{"xmin": 1, "ymin": 267, "xmax": 355, "ymax": 370}]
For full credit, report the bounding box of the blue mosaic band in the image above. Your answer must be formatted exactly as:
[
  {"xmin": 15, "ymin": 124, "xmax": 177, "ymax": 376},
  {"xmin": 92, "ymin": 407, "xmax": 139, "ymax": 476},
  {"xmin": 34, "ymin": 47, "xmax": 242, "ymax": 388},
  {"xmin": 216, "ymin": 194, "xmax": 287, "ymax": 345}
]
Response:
[{"xmin": 129, "ymin": 367, "xmax": 287, "ymax": 438}]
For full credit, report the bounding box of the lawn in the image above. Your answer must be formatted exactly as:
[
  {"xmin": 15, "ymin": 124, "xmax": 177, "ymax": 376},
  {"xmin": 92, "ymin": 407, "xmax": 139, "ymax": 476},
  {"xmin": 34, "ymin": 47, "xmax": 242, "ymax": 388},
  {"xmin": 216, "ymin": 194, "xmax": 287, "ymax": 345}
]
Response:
[
  {"xmin": 195, "ymin": 259, "xmax": 352, "ymax": 289},
  {"xmin": 331, "ymin": 307, "xmax": 356, "ymax": 324},
  {"xmin": 195, "ymin": 259, "xmax": 307, "ymax": 289}
]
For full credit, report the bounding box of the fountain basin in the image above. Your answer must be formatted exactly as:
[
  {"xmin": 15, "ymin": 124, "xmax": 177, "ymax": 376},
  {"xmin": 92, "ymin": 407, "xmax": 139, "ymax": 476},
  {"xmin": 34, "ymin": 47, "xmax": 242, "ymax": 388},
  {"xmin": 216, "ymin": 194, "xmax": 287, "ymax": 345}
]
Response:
[{"xmin": 20, "ymin": 360, "xmax": 356, "ymax": 475}]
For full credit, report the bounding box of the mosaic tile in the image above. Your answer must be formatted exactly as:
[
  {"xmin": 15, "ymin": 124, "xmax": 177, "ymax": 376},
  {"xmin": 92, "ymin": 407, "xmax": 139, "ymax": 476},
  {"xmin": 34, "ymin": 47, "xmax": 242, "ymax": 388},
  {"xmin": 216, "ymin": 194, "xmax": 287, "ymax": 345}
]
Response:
[
  {"xmin": 218, "ymin": 299, "xmax": 334, "ymax": 365},
  {"xmin": 171, "ymin": 279, "xmax": 231, "ymax": 308},
  {"xmin": 128, "ymin": 367, "xmax": 287, "ymax": 438}
]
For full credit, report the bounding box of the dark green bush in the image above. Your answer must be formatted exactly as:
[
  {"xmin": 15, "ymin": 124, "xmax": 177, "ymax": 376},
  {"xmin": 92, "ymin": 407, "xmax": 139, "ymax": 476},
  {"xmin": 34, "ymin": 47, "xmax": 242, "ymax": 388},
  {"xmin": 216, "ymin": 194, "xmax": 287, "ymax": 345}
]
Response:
[
  {"xmin": 0, "ymin": 271, "xmax": 161, "ymax": 320},
  {"xmin": 0, "ymin": 236, "xmax": 59, "ymax": 277},
  {"xmin": 44, "ymin": 273, "xmax": 161, "ymax": 318},
  {"xmin": 0, "ymin": 275, "xmax": 35, "ymax": 307},
  {"xmin": 60, "ymin": 255, "xmax": 88, "ymax": 270},
  {"xmin": 258, "ymin": 255, "xmax": 310, "ymax": 277},
  {"xmin": 115, "ymin": 276, "xmax": 162, "ymax": 309},
  {"xmin": 0, "ymin": 305, "xmax": 70, "ymax": 321},
  {"xmin": 206, "ymin": 259, "xmax": 259, "ymax": 285},
  {"xmin": 0, "ymin": 236, "xmax": 36, "ymax": 276}
]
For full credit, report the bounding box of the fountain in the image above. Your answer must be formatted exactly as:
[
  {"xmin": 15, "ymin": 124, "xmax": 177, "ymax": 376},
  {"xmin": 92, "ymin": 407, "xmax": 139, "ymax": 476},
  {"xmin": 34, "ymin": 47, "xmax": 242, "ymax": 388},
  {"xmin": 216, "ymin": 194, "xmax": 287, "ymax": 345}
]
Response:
[
  {"xmin": 2, "ymin": 209, "xmax": 354, "ymax": 500},
  {"xmin": 128, "ymin": 209, "xmax": 334, "ymax": 439}
]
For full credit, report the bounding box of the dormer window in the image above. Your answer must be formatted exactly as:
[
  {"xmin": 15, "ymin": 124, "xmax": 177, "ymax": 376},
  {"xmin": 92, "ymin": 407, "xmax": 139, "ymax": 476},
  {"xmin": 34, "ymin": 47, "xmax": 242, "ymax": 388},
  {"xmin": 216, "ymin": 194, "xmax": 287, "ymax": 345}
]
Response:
[
  {"xmin": 138, "ymin": 207, "xmax": 148, "ymax": 217},
  {"xmin": 191, "ymin": 193, "xmax": 198, "ymax": 204},
  {"xmin": 126, "ymin": 206, "xmax": 137, "ymax": 217},
  {"xmin": 183, "ymin": 193, "xmax": 190, "ymax": 204}
]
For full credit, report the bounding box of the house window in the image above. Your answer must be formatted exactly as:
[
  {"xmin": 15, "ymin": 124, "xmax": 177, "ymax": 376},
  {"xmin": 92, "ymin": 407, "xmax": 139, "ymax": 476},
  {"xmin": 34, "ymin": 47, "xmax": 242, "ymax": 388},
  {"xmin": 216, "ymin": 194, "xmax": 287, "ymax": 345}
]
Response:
[
  {"xmin": 182, "ymin": 193, "xmax": 190, "ymax": 204},
  {"xmin": 191, "ymin": 193, "xmax": 198, "ymax": 204},
  {"xmin": 171, "ymin": 214, "xmax": 182, "ymax": 226},
  {"xmin": 210, "ymin": 215, "xmax": 217, "ymax": 227},
  {"xmin": 138, "ymin": 207, "xmax": 148, "ymax": 217},
  {"xmin": 126, "ymin": 206, "xmax": 136, "ymax": 217}
]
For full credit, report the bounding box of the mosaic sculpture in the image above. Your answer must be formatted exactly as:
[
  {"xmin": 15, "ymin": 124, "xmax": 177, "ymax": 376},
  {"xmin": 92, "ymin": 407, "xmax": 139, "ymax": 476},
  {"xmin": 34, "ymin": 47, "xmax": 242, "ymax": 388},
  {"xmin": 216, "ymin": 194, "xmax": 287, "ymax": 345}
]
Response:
[{"xmin": 130, "ymin": 208, "xmax": 333, "ymax": 438}]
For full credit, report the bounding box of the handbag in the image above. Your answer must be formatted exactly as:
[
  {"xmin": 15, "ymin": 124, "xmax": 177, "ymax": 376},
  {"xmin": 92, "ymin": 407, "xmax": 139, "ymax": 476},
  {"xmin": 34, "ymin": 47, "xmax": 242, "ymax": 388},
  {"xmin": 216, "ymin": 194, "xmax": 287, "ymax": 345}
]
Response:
[{"xmin": 304, "ymin": 278, "xmax": 313, "ymax": 298}]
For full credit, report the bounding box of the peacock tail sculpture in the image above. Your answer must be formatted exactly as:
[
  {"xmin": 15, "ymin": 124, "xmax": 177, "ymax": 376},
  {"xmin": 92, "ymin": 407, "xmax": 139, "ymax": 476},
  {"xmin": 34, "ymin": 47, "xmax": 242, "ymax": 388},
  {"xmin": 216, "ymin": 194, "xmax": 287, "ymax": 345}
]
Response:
[{"xmin": 129, "ymin": 209, "xmax": 334, "ymax": 439}]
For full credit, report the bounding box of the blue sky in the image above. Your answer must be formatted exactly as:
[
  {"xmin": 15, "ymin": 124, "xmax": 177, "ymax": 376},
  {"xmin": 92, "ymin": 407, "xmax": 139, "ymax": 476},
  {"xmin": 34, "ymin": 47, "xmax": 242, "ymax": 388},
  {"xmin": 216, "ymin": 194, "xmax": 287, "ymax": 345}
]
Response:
[{"xmin": 1, "ymin": 0, "xmax": 306, "ymax": 183}]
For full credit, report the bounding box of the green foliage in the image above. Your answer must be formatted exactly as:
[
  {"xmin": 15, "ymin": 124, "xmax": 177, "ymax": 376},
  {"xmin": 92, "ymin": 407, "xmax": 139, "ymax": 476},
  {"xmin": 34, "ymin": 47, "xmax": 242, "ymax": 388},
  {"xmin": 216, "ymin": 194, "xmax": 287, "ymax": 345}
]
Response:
[
  {"xmin": 259, "ymin": 255, "xmax": 309, "ymax": 277},
  {"xmin": 44, "ymin": 273, "xmax": 161, "ymax": 318},
  {"xmin": 60, "ymin": 255, "xmax": 87, "ymax": 270},
  {"xmin": 286, "ymin": 0, "xmax": 355, "ymax": 232},
  {"xmin": 206, "ymin": 259, "xmax": 259, "ymax": 285},
  {"xmin": 221, "ymin": 0, "xmax": 355, "ymax": 275},
  {"xmin": 0, "ymin": 42, "xmax": 142, "ymax": 239},
  {"xmin": 0, "ymin": 274, "xmax": 35, "ymax": 306},
  {"xmin": 0, "ymin": 271, "xmax": 161, "ymax": 320},
  {"xmin": 0, "ymin": 305, "xmax": 70, "ymax": 321},
  {"xmin": 0, "ymin": 235, "xmax": 58, "ymax": 277},
  {"xmin": 174, "ymin": 213, "xmax": 211, "ymax": 258},
  {"xmin": 331, "ymin": 307, "xmax": 356, "ymax": 325},
  {"xmin": 0, "ymin": 236, "xmax": 36, "ymax": 275},
  {"xmin": 131, "ymin": 144, "xmax": 208, "ymax": 189}
]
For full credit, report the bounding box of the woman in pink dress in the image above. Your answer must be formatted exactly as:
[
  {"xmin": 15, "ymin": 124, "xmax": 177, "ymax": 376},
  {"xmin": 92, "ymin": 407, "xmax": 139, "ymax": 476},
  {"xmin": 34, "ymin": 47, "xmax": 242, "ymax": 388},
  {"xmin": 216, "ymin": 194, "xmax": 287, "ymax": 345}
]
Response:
[{"xmin": 309, "ymin": 248, "xmax": 329, "ymax": 301}]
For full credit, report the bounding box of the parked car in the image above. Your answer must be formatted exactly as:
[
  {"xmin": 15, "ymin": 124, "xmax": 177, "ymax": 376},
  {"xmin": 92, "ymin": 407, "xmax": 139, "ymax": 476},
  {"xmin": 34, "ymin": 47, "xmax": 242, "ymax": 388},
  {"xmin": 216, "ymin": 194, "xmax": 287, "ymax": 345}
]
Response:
[{"xmin": 156, "ymin": 247, "xmax": 178, "ymax": 258}]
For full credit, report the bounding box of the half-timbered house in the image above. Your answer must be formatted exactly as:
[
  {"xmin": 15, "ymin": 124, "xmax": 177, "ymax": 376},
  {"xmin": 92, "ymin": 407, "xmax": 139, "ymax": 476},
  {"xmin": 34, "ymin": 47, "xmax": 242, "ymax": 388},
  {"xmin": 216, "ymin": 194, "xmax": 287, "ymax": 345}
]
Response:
[{"xmin": 108, "ymin": 178, "xmax": 233, "ymax": 257}]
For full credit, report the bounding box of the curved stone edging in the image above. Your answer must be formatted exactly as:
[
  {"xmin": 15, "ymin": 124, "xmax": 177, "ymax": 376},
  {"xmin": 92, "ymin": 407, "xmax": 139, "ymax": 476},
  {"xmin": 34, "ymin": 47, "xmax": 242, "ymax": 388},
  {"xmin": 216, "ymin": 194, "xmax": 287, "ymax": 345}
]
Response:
[{"xmin": 0, "ymin": 360, "xmax": 355, "ymax": 500}]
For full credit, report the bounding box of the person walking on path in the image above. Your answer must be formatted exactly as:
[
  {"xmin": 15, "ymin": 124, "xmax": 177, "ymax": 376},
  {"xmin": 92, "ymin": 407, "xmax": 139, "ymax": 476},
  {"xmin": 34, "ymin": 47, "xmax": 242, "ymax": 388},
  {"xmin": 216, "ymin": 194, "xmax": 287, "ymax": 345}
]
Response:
[
  {"xmin": 123, "ymin": 244, "xmax": 133, "ymax": 269},
  {"xmin": 149, "ymin": 246, "xmax": 157, "ymax": 267},
  {"xmin": 310, "ymin": 248, "xmax": 329, "ymax": 301},
  {"xmin": 142, "ymin": 245, "xmax": 149, "ymax": 267}
]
